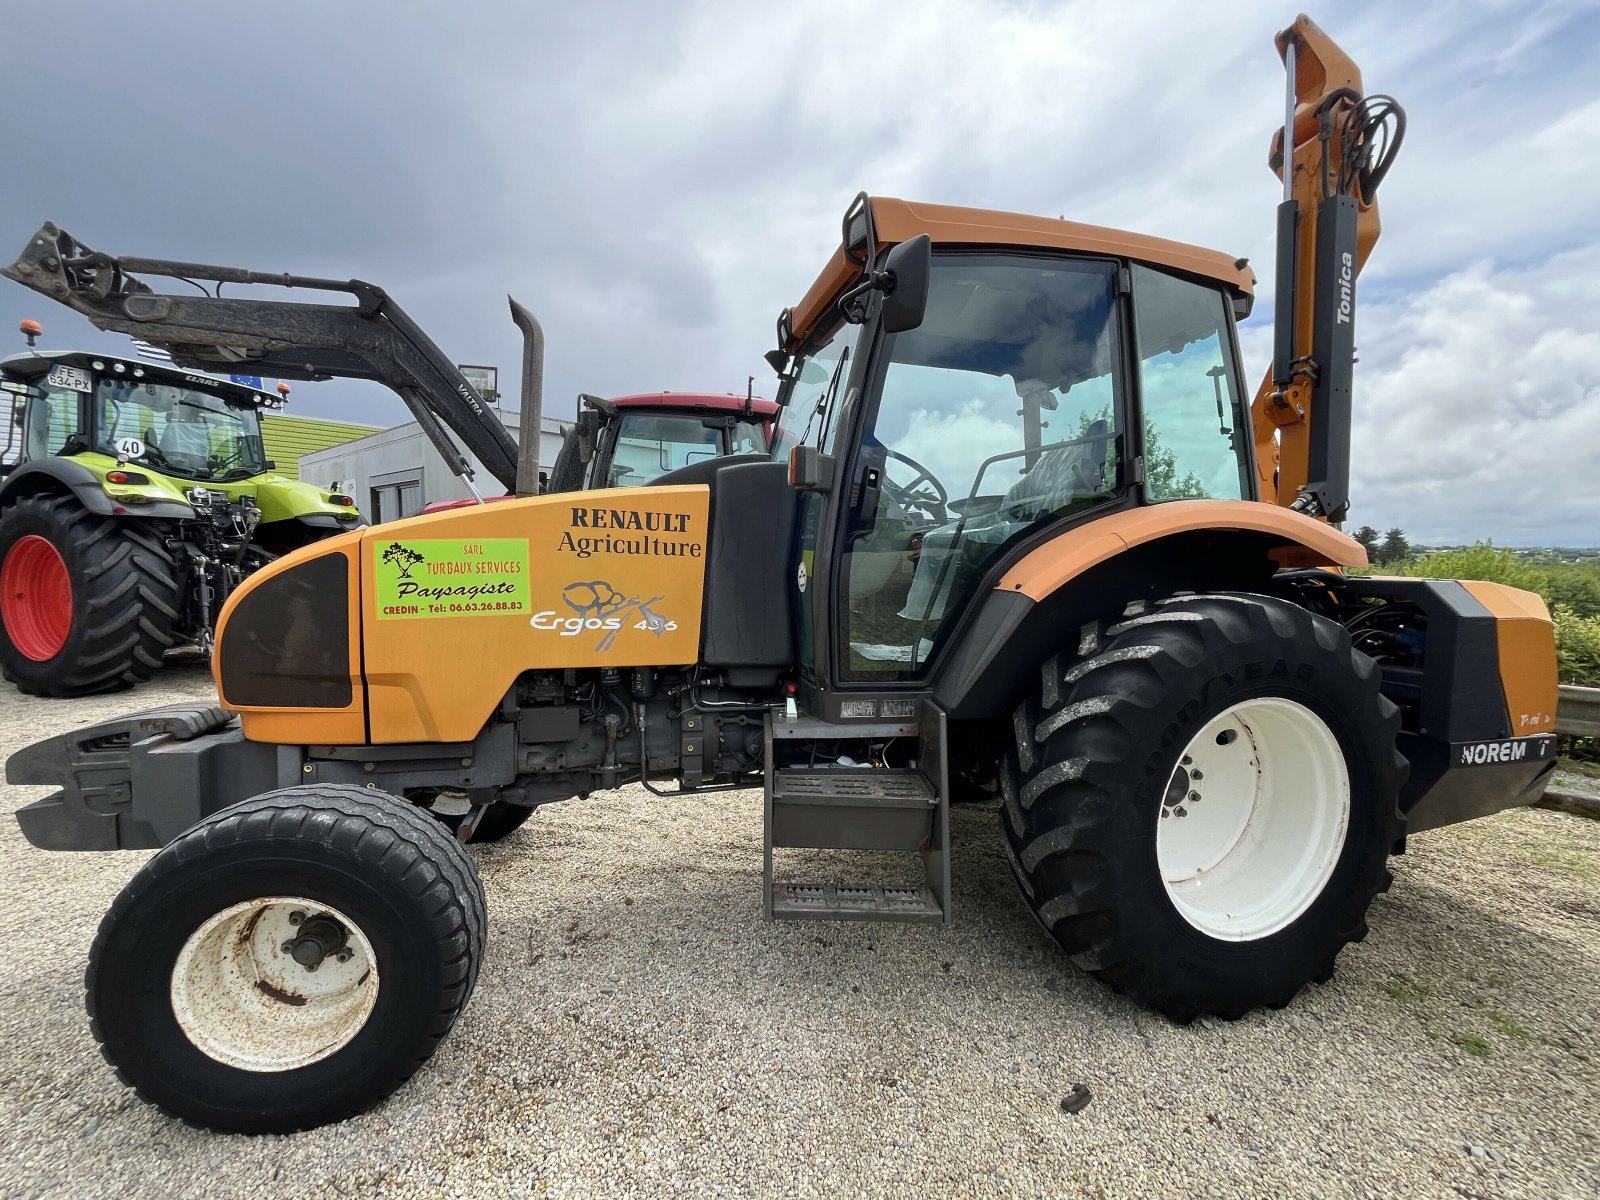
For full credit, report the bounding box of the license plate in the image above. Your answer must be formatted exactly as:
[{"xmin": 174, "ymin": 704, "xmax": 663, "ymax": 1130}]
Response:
[{"xmin": 46, "ymin": 364, "xmax": 93, "ymax": 393}]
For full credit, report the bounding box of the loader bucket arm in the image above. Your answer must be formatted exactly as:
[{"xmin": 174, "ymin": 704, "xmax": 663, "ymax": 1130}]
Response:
[{"xmin": 1, "ymin": 223, "xmax": 521, "ymax": 494}]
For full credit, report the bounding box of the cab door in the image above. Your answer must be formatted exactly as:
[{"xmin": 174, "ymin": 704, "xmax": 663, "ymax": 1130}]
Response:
[{"xmin": 769, "ymin": 321, "xmax": 863, "ymax": 686}]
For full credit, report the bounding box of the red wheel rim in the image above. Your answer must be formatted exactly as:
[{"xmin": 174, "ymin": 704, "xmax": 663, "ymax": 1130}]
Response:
[{"xmin": 1, "ymin": 535, "xmax": 73, "ymax": 661}]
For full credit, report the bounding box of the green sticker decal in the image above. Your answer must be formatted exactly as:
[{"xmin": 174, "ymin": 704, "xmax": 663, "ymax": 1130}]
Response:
[{"xmin": 375, "ymin": 538, "xmax": 530, "ymax": 619}]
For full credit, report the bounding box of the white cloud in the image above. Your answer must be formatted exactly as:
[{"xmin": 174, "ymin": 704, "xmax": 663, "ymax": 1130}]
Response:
[
  {"xmin": 1345, "ymin": 244, "xmax": 1600, "ymax": 545},
  {"xmin": 1, "ymin": 0, "xmax": 1596, "ymax": 544}
]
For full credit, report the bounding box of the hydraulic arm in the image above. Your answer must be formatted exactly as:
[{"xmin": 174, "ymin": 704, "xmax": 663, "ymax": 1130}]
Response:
[
  {"xmin": 1, "ymin": 224, "xmax": 522, "ymax": 494},
  {"xmin": 1252, "ymin": 13, "xmax": 1405, "ymax": 521}
]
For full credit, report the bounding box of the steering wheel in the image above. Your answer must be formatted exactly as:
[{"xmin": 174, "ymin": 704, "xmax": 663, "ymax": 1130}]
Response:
[{"xmin": 881, "ymin": 448, "xmax": 948, "ymax": 524}]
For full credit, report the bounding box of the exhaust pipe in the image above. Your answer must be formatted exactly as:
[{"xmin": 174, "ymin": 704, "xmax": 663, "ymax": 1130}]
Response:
[{"xmin": 508, "ymin": 295, "xmax": 544, "ymax": 497}]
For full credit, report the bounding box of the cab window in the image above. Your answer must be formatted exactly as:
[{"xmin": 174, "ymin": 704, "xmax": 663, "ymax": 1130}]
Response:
[{"xmin": 1132, "ymin": 265, "xmax": 1249, "ymax": 501}]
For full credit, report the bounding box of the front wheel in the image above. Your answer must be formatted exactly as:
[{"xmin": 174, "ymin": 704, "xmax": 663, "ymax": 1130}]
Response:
[
  {"xmin": 87, "ymin": 785, "xmax": 487, "ymax": 1132},
  {"xmin": 1002, "ymin": 592, "xmax": 1406, "ymax": 1021}
]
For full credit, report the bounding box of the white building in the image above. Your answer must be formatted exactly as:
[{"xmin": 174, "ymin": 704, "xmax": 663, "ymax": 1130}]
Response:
[{"xmin": 299, "ymin": 409, "xmax": 571, "ymax": 522}]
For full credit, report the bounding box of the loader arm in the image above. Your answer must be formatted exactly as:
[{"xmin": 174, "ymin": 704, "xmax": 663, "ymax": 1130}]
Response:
[
  {"xmin": 1, "ymin": 223, "xmax": 521, "ymax": 494},
  {"xmin": 1251, "ymin": 14, "xmax": 1405, "ymax": 520}
]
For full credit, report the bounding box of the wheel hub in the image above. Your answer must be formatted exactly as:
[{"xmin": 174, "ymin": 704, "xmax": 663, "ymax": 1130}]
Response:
[
  {"xmin": 1156, "ymin": 697, "xmax": 1351, "ymax": 941},
  {"xmin": 1162, "ymin": 756, "xmax": 1203, "ymax": 818},
  {"xmin": 170, "ymin": 896, "xmax": 379, "ymax": 1072},
  {"xmin": 282, "ymin": 912, "xmax": 352, "ymax": 972},
  {"xmin": 1, "ymin": 535, "xmax": 72, "ymax": 661}
]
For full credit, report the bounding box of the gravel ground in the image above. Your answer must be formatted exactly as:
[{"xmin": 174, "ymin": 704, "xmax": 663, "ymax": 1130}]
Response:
[{"xmin": 1, "ymin": 664, "xmax": 1597, "ymax": 1200}]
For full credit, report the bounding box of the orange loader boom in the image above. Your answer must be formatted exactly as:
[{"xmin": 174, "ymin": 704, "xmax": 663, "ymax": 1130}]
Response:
[{"xmin": 1251, "ymin": 14, "xmax": 1405, "ymax": 519}]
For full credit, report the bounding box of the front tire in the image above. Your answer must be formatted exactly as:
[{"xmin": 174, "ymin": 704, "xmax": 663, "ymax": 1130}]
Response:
[
  {"xmin": 1002, "ymin": 593, "xmax": 1405, "ymax": 1021},
  {"xmin": 87, "ymin": 785, "xmax": 487, "ymax": 1133},
  {"xmin": 0, "ymin": 493, "xmax": 179, "ymax": 697}
]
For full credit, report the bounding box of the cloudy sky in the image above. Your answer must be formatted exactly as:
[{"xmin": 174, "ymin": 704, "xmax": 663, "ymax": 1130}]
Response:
[{"xmin": 2, "ymin": 0, "xmax": 1596, "ymax": 545}]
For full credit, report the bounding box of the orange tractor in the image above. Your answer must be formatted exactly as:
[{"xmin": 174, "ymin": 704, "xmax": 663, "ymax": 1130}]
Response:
[{"xmin": 4, "ymin": 15, "xmax": 1557, "ymax": 1132}]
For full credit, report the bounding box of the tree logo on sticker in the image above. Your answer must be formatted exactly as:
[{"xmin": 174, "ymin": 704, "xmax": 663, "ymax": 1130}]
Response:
[{"xmin": 382, "ymin": 543, "xmax": 425, "ymax": 579}]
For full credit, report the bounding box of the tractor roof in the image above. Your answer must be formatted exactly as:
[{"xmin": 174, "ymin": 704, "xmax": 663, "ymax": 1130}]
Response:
[
  {"xmin": 0, "ymin": 349, "xmax": 283, "ymax": 407},
  {"xmin": 786, "ymin": 196, "xmax": 1256, "ymax": 350},
  {"xmin": 610, "ymin": 391, "xmax": 778, "ymax": 417}
]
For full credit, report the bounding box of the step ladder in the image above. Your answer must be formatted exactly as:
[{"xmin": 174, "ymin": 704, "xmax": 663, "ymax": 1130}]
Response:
[{"xmin": 762, "ymin": 702, "xmax": 950, "ymax": 925}]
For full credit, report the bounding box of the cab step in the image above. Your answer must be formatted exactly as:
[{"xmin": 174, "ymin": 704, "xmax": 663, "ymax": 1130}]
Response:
[
  {"xmin": 771, "ymin": 882, "xmax": 944, "ymax": 923},
  {"xmin": 762, "ymin": 703, "xmax": 951, "ymax": 925}
]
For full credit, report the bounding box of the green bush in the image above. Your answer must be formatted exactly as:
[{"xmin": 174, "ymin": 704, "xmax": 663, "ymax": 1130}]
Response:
[
  {"xmin": 1544, "ymin": 563, "xmax": 1600, "ymax": 619},
  {"xmin": 1555, "ymin": 604, "xmax": 1600, "ymax": 687},
  {"xmin": 1396, "ymin": 543, "xmax": 1547, "ymax": 593}
]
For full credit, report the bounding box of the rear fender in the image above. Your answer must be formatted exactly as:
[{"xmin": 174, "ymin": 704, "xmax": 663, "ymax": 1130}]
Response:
[
  {"xmin": 935, "ymin": 502, "xmax": 1365, "ymax": 718},
  {"xmin": 0, "ymin": 457, "xmax": 193, "ymax": 521}
]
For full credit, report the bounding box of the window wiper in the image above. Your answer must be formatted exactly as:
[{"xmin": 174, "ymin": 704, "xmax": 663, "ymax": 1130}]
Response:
[{"xmin": 797, "ymin": 347, "xmax": 849, "ymax": 447}]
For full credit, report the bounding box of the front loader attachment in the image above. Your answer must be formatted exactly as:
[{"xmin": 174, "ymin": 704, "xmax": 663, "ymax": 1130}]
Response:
[{"xmin": 3, "ymin": 223, "xmax": 521, "ymax": 494}]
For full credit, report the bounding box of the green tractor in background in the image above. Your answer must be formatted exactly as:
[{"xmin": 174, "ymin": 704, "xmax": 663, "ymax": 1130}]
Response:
[{"xmin": 0, "ymin": 326, "xmax": 364, "ymax": 696}]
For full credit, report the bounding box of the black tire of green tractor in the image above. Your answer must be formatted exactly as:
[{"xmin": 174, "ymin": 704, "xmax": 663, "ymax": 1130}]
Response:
[
  {"xmin": 86, "ymin": 785, "xmax": 488, "ymax": 1133},
  {"xmin": 1001, "ymin": 592, "xmax": 1406, "ymax": 1022},
  {"xmin": 466, "ymin": 802, "xmax": 535, "ymax": 843},
  {"xmin": 420, "ymin": 796, "xmax": 536, "ymax": 844},
  {"xmin": 0, "ymin": 493, "xmax": 180, "ymax": 697}
]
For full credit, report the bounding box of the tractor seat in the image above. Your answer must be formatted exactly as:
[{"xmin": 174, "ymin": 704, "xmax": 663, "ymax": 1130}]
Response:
[{"xmin": 899, "ymin": 421, "xmax": 1111, "ymax": 622}]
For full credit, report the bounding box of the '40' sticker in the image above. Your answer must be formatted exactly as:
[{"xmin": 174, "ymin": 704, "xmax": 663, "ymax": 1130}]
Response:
[{"xmin": 375, "ymin": 539, "xmax": 530, "ymax": 619}]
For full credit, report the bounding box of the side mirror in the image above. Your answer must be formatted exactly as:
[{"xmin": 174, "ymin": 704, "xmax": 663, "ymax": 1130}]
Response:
[
  {"xmin": 574, "ymin": 410, "xmax": 600, "ymax": 464},
  {"xmin": 881, "ymin": 235, "xmax": 932, "ymax": 334}
]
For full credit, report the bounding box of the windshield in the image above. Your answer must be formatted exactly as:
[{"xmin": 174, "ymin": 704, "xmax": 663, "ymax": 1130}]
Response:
[
  {"xmin": 604, "ymin": 411, "xmax": 735, "ymax": 487},
  {"xmin": 94, "ymin": 378, "xmax": 266, "ymax": 482}
]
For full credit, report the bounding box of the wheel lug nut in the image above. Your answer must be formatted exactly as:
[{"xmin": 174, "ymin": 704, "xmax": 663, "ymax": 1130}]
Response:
[
  {"xmin": 1161, "ymin": 809, "xmax": 1170, "ymax": 818},
  {"xmin": 288, "ymin": 911, "xmax": 305, "ymax": 926},
  {"xmin": 1190, "ymin": 770, "xmax": 1203, "ymax": 781},
  {"xmin": 281, "ymin": 940, "xmax": 295, "ymax": 952},
  {"xmin": 1174, "ymin": 807, "xmax": 1188, "ymax": 818},
  {"xmin": 336, "ymin": 948, "xmax": 354, "ymax": 962},
  {"xmin": 1189, "ymin": 792, "xmax": 1201, "ymax": 802},
  {"xmin": 1180, "ymin": 756, "xmax": 1193, "ymax": 766}
]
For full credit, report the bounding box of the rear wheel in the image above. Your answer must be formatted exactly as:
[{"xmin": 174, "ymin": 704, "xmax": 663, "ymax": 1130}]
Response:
[
  {"xmin": 87, "ymin": 785, "xmax": 487, "ymax": 1132},
  {"xmin": 0, "ymin": 493, "xmax": 179, "ymax": 696},
  {"xmin": 1001, "ymin": 592, "xmax": 1405, "ymax": 1021}
]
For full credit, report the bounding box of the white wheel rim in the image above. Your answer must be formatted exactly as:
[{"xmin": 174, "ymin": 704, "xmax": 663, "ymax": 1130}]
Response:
[
  {"xmin": 1156, "ymin": 697, "xmax": 1350, "ymax": 941},
  {"xmin": 170, "ymin": 897, "xmax": 379, "ymax": 1072}
]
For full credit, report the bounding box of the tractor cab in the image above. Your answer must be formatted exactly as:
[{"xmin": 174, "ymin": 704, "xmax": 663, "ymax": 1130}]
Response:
[
  {"xmin": 1, "ymin": 350, "xmax": 276, "ymax": 484},
  {"xmin": 554, "ymin": 391, "xmax": 776, "ymax": 491},
  {"xmin": 769, "ymin": 196, "xmax": 1256, "ymax": 696}
]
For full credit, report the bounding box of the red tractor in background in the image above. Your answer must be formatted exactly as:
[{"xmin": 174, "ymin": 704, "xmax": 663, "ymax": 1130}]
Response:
[{"xmin": 423, "ymin": 389, "xmax": 776, "ymax": 514}]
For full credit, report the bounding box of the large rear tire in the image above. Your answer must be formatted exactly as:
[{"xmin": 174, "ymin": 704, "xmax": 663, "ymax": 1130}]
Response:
[
  {"xmin": 0, "ymin": 493, "xmax": 180, "ymax": 697},
  {"xmin": 1001, "ymin": 592, "xmax": 1405, "ymax": 1021},
  {"xmin": 87, "ymin": 785, "xmax": 487, "ymax": 1133}
]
